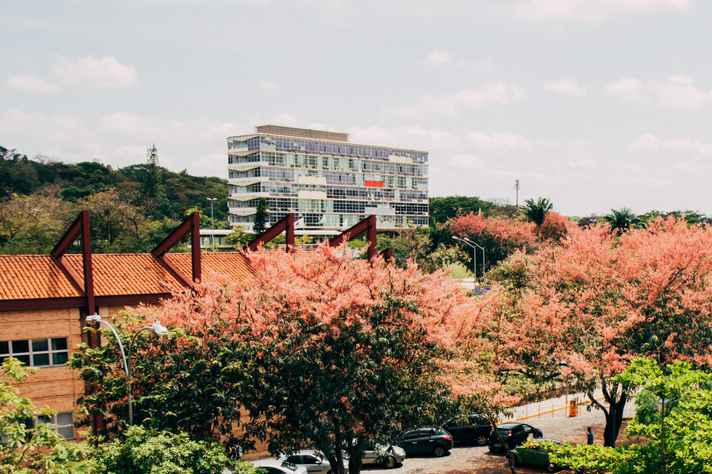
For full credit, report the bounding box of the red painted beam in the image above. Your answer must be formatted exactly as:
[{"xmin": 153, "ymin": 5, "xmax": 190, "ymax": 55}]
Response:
[
  {"xmin": 246, "ymin": 213, "xmax": 296, "ymax": 252},
  {"xmin": 51, "ymin": 210, "xmax": 95, "ymax": 314},
  {"xmin": 151, "ymin": 212, "xmax": 202, "ymax": 283},
  {"xmin": 328, "ymin": 215, "xmax": 378, "ymax": 260}
]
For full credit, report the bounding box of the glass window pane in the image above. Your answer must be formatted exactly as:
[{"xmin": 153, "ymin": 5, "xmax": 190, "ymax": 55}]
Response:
[
  {"xmin": 57, "ymin": 412, "xmax": 73, "ymax": 425},
  {"xmin": 36, "ymin": 415, "xmax": 51, "ymax": 424},
  {"xmin": 51, "ymin": 338, "xmax": 68, "ymax": 351},
  {"xmin": 52, "ymin": 352, "xmax": 68, "ymax": 366},
  {"xmin": 12, "ymin": 340, "xmax": 29, "ymax": 353},
  {"xmin": 32, "ymin": 339, "xmax": 49, "ymax": 352},
  {"xmin": 15, "ymin": 354, "xmax": 30, "ymax": 365},
  {"xmin": 32, "ymin": 353, "xmax": 50, "ymax": 366},
  {"xmin": 58, "ymin": 426, "xmax": 74, "ymax": 439},
  {"xmin": 0, "ymin": 341, "xmax": 8, "ymax": 354}
]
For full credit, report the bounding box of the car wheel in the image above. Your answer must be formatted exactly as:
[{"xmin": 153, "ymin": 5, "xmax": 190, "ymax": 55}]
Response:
[
  {"xmin": 476, "ymin": 435, "xmax": 488, "ymax": 446},
  {"xmin": 433, "ymin": 446, "xmax": 446, "ymax": 457},
  {"xmin": 383, "ymin": 456, "xmax": 397, "ymax": 469}
]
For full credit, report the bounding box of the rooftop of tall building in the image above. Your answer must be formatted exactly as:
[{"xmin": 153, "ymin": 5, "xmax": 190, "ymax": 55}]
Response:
[{"xmin": 255, "ymin": 124, "xmax": 349, "ymax": 142}]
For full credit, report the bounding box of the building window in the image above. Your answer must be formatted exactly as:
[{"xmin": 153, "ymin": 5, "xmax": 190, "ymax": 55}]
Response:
[
  {"xmin": 36, "ymin": 412, "xmax": 74, "ymax": 439},
  {"xmin": 0, "ymin": 337, "xmax": 69, "ymax": 367}
]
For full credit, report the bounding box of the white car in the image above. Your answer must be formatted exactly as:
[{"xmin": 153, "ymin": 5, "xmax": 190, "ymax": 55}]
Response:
[
  {"xmin": 253, "ymin": 458, "xmax": 308, "ymax": 474},
  {"xmin": 280, "ymin": 450, "xmax": 346, "ymax": 474},
  {"xmin": 361, "ymin": 444, "xmax": 406, "ymax": 469}
]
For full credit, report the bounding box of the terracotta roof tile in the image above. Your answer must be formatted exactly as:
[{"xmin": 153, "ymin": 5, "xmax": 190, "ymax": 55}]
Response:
[
  {"xmin": 164, "ymin": 252, "xmax": 255, "ymax": 283},
  {"xmin": 0, "ymin": 252, "xmax": 254, "ymax": 302},
  {"xmin": 0, "ymin": 255, "xmax": 81, "ymax": 300}
]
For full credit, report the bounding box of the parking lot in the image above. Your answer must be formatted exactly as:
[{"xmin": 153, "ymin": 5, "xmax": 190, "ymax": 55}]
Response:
[{"xmin": 362, "ymin": 400, "xmax": 635, "ymax": 474}]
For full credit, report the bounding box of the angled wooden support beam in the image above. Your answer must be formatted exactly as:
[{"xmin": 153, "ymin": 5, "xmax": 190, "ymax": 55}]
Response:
[
  {"xmin": 246, "ymin": 213, "xmax": 296, "ymax": 252},
  {"xmin": 151, "ymin": 212, "xmax": 201, "ymax": 283},
  {"xmin": 51, "ymin": 210, "xmax": 95, "ymax": 315},
  {"xmin": 328, "ymin": 214, "xmax": 378, "ymax": 260}
]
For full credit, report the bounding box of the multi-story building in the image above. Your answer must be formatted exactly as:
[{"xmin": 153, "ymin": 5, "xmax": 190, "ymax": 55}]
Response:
[{"xmin": 227, "ymin": 125, "xmax": 429, "ymax": 235}]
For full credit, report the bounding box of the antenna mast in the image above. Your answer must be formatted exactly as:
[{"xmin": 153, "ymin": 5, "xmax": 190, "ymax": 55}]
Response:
[{"xmin": 146, "ymin": 144, "xmax": 159, "ymax": 166}]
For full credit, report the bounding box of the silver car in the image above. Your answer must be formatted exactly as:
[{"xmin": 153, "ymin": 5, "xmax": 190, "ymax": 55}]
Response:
[
  {"xmin": 280, "ymin": 450, "xmax": 340, "ymax": 474},
  {"xmin": 361, "ymin": 444, "xmax": 406, "ymax": 469},
  {"xmin": 253, "ymin": 459, "xmax": 308, "ymax": 474}
]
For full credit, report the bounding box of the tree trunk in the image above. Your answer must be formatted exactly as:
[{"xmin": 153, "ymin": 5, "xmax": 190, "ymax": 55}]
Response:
[
  {"xmin": 347, "ymin": 453, "xmax": 362, "ymax": 474},
  {"xmin": 602, "ymin": 396, "xmax": 627, "ymax": 447}
]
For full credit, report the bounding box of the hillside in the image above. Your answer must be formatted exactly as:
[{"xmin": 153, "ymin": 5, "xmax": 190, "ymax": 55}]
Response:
[{"xmin": 0, "ymin": 152, "xmax": 229, "ymax": 254}]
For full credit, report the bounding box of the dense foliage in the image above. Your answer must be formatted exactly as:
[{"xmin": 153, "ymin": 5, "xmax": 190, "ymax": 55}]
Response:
[
  {"xmin": 73, "ymin": 245, "xmax": 485, "ymax": 474},
  {"xmin": 92, "ymin": 426, "xmax": 256, "ymax": 474},
  {"xmin": 538, "ymin": 358, "xmax": 712, "ymax": 473},
  {"xmin": 0, "ymin": 358, "xmax": 89, "ymax": 473},
  {"xmin": 475, "ymin": 219, "xmax": 712, "ymax": 447},
  {"xmin": 0, "ymin": 153, "xmax": 228, "ymax": 254}
]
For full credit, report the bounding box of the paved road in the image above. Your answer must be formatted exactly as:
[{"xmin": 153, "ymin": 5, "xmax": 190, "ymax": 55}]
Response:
[{"xmin": 363, "ymin": 400, "xmax": 635, "ymax": 474}]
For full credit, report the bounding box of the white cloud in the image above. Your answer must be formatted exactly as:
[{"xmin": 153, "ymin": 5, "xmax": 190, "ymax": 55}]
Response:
[
  {"xmin": 5, "ymin": 56, "xmax": 138, "ymax": 94},
  {"xmin": 544, "ymin": 78, "xmax": 587, "ymax": 97},
  {"xmin": 424, "ymin": 49, "xmax": 452, "ymax": 66},
  {"xmin": 467, "ymin": 131, "xmax": 532, "ymax": 152},
  {"xmin": 51, "ymin": 56, "xmax": 138, "ymax": 89},
  {"xmin": 605, "ymin": 77, "xmax": 646, "ymax": 101},
  {"xmin": 629, "ymin": 133, "xmax": 712, "ymax": 155},
  {"xmin": 606, "ymin": 75, "xmax": 712, "ymax": 109},
  {"xmin": 0, "ymin": 108, "xmax": 239, "ymax": 176},
  {"xmin": 396, "ymin": 82, "xmax": 524, "ymax": 119},
  {"xmin": 6, "ymin": 74, "xmax": 59, "ymax": 94},
  {"xmin": 450, "ymin": 154, "xmax": 483, "ymax": 169},
  {"xmin": 258, "ymin": 80, "xmax": 279, "ymax": 95},
  {"xmin": 514, "ymin": 0, "xmax": 691, "ymax": 21}
]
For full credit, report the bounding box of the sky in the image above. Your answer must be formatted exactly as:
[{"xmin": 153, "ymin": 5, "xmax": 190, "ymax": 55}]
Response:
[{"xmin": 2, "ymin": 0, "xmax": 712, "ymax": 216}]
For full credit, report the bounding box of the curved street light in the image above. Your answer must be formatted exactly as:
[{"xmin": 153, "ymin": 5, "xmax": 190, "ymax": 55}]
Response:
[
  {"xmin": 453, "ymin": 236, "xmax": 486, "ymax": 280},
  {"xmin": 85, "ymin": 314, "xmax": 168, "ymax": 425}
]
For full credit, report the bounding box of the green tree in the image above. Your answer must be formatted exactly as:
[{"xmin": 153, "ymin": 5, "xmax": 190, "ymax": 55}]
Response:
[
  {"xmin": 0, "ymin": 191, "xmax": 75, "ymax": 253},
  {"xmin": 92, "ymin": 426, "xmax": 255, "ymax": 474},
  {"xmin": 226, "ymin": 224, "xmax": 254, "ymax": 248},
  {"xmin": 71, "ymin": 322, "xmax": 258, "ymax": 456},
  {"xmin": 522, "ymin": 197, "xmax": 553, "ymax": 226},
  {"xmin": 253, "ymin": 198, "xmax": 268, "ymax": 234},
  {"xmin": 605, "ymin": 208, "xmax": 643, "ymax": 234},
  {"xmin": 0, "ymin": 358, "xmax": 90, "ymax": 473}
]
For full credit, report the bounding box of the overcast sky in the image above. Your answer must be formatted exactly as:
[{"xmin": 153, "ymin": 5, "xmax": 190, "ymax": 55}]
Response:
[{"xmin": 3, "ymin": 0, "xmax": 712, "ymax": 215}]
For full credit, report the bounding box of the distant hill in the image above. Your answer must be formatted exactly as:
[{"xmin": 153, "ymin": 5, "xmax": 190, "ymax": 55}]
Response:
[{"xmin": 0, "ymin": 153, "xmax": 228, "ymax": 223}]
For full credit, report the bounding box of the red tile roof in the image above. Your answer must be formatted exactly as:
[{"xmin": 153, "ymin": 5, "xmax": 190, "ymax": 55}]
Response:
[
  {"xmin": 0, "ymin": 255, "xmax": 82, "ymax": 300},
  {"xmin": 0, "ymin": 252, "xmax": 253, "ymax": 302}
]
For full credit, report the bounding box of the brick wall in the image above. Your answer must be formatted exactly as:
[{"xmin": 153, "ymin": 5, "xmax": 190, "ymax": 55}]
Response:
[{"xmin": 0, "ymin": 308, "xmax": 83, "ymax": 413}]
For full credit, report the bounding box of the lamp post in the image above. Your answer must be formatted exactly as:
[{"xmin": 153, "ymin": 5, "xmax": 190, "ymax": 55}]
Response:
[
  {"xmin": 453, "ymin": 236, "xmax": 477, "ymax": 279},
  {"xmin": 207, "ymin": 197, "xmax": 218, "ymax": 251},
  {"xmin": 463, "ymin": 237, "xmax": 486, "ymax": 276},
  {"xmin": 85, "ymin": 314, "xmax": 168, "ymax": 425}
]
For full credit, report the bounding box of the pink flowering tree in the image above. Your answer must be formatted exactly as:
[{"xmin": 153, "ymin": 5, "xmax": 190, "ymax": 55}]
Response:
[
  {"xmin": 127, "ymin": 245, "xmax": 482, "ymax": 474},
  {"xmin": 476, "ymin": 219, "xmax": 712, "ymax": 446}
]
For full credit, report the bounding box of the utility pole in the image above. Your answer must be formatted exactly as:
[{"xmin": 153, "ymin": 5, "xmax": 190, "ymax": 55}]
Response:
[
  {"xmin": 515, "ymin": 179, "xmax": 520, "ymax": 208},
  {"xmin": 207, "ymin": 197, "xmax": 217, "ymax": 251}
]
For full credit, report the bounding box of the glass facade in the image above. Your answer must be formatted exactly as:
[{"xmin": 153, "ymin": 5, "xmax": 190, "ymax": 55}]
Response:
[{"xmin": 226, "ymin": 130, "xmax": 429, "ymax": 234}]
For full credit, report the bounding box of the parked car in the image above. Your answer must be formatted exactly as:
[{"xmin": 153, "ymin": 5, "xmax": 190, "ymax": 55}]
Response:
[
  {"xmin": 253, "ymin": 459, "xmax": 308, "ymax": 474},
  {"xmin": 442, "ymin": 413, "xmax": 492, "ymax": 446},
  {"xmin": 360, "ymin": 443, "xmax": 406, "ymax": 468},
  {"xmin": 397, "ymin": 427, "xmax": 453, "ymax": 457},
  {"xmin": 279, "ymin": 450, "xmax": 337, "ymax": 474},
  {"xmin": 508, "ymin": 440, "xmax": 561, "ymax": 472},
  {"xmin": 488, "ymin": 423, "xmax": 543, "ymax": 454}
]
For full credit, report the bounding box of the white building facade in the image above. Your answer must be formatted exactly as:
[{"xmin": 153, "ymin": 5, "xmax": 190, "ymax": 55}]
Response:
[{"xmin": 227, "ymin": 125, "xmax": 429, "ymax": 235}]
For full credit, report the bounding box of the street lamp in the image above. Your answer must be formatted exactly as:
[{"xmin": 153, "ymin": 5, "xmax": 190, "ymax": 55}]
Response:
[
  {"xmin": 453, "ymin": 236, "xmax": 477, "ymax": 278},
  {"xmin": 85, "ymin": 314, "xmax": 168, "ymax": 425},
  {"xmin": 207, "ymin": 197, "xmax": 218, "ymax": 251},
  {"xmin": 463, "ymin": 237, "xmax": 486, "ymax": 276}
]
